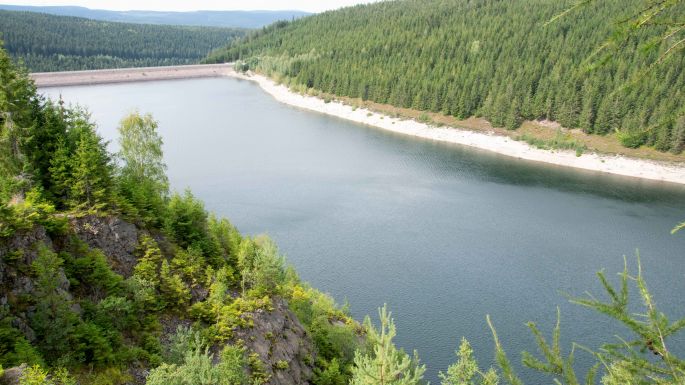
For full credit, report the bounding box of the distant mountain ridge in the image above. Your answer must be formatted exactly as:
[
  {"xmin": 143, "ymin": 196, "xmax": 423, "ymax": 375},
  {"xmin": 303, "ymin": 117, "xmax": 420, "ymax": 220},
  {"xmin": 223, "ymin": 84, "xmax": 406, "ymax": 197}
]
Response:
[{"xmin": 0, "ymin": 4, "xmax": 310, "ymax": 28}]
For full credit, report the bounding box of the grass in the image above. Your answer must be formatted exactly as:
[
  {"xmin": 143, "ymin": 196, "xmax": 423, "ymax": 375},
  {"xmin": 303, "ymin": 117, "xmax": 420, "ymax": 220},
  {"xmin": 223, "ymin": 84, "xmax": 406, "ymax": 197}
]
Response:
[{"xmin": 516, "ymin": 130, "xmax": 587, "ymax": 156}]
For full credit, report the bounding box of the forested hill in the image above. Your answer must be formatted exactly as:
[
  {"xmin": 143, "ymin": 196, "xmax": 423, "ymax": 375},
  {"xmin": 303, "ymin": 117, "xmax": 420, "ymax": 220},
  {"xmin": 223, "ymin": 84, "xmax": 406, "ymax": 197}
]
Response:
[
  {"xmin": 207, "ymin": 0, "xmax": 685, "ymax": 154},
  {"xmin": 0, "ymin": 10, "xmax": 245, "ymax": 72},
  {"xmin": 0, "ymin": 5, "xmax": 310, "ymax": 29}
]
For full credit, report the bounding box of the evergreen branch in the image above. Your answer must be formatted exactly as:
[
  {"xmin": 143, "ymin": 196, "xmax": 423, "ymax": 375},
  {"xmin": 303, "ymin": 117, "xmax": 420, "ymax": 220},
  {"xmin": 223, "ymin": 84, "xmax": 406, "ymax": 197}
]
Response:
[{"xmin": 487, "ymin": 315, "xmax": 524, "ymax": 385}]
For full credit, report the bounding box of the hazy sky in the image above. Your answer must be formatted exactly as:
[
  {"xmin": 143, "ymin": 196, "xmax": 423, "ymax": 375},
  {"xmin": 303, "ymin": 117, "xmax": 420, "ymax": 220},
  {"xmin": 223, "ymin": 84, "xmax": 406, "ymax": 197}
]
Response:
[{"xmin": 1, "ymin": 0, "xmax": 383, "ymax": 12}]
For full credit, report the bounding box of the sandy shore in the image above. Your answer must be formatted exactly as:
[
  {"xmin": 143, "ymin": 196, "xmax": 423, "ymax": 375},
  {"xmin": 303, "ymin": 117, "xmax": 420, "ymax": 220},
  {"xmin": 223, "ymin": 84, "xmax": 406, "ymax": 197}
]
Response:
[
  {"xmin": 32, "ymin": 64, "xmax": 234, "ymax": 87},
  {"xmin": 224, "ymin": 70, "xmax": 685, "ymax": 185}
]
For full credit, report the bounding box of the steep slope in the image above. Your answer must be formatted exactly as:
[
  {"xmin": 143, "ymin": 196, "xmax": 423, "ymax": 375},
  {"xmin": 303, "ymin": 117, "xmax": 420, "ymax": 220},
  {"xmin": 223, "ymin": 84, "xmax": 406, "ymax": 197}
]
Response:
[
  {"xmin": 207, "ymin": 0, "xmax": 685, "ymax": 153},
  {"xmin": 0, "ymin": 5, "xmax": 310, "ymax": 29},
  {"xmin": 0, "ymin": 215, "xmax": 319, "ymax": 385},
  {"xmin": 0, "ymin": 42, "xmax": 361, "ymax": 385},
  {"xmin": 0, "ymin": 10, "xmax": 244, "ymax": 72}
]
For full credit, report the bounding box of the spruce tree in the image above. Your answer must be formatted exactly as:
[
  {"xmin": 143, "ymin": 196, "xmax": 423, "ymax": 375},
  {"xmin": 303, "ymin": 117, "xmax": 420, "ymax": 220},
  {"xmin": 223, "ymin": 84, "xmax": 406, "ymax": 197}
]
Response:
[
  {"xmin": 68, "ymin": 127, "xmax": 114, "ymax": 211},
  {"xmin": 350, "ymin": 305, "xmax": 426, "ymax": 385}
]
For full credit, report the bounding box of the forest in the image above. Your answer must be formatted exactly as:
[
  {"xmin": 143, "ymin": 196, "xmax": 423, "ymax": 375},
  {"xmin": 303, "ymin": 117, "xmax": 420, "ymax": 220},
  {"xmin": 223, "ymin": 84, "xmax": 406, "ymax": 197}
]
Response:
[
  {"xmin": 206, "ymin": 0, "xmax": 685, "ymax": 153},
  {"xmin": 0, "ymin": 10, "xmax": 245, "ymax": 72},
  {"xmin": 1, "ymin": 31, "xmax": 684, "ymax": 383}
]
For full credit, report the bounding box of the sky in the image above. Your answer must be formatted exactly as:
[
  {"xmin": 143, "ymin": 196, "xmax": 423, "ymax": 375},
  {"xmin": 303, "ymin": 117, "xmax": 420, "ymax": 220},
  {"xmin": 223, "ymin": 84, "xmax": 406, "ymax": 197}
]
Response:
[{"xmin": 1, "ymin": 0, "xmax": 382, "ymax": 13}]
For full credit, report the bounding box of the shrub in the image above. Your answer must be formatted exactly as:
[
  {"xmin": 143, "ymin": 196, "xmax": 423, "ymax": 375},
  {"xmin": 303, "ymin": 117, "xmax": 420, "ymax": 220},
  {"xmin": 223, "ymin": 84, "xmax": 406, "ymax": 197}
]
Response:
[
  {"xmin": 313, "ymin": 358, "xmax": 347, "ymax": 385},
  {"xmin": 19, "ymin": 366, "xmax": 75, "ymax": 385},
  {"xmin": 147, "ymin": 346, "xmax": 247, "ymax": 385},
  {"xmin": 616, "ymin": 129, "xmax": 648, "ymax": 148},
  {"xmin": 164, "ymin": 326, "xmax": 207, "ymax": 365},
  {"xmin": 61, "ymin": 244, "xmax": 123, "ymax": 297},
  {"xmin": 159, "ymin": 260, "xmax": 191, "ymax": 310}
]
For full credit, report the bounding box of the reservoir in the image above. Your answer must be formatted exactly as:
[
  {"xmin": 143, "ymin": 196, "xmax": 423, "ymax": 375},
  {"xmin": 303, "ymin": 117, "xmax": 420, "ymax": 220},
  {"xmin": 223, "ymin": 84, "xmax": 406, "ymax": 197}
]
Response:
[{"xmin": 41, "ymin": 77, "xmax": 685, "ymax": 383}]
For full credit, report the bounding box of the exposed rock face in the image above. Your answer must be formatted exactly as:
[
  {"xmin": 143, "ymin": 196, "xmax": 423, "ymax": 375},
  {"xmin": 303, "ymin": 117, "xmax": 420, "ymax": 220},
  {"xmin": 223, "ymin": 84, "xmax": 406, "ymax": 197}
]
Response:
[
  {"xmin": 0, "ymin": 216, "xmax": 138, "ymax": 344},
  {"xmin": 0, "ymin": 226, "xmax": 53, "ymax": 267},
  {"xmin": 236, "ymin": 298, "xmax": 316, "ymax": 385},
  {"xmin": 70, "ymin": 215, "xmax": 139, "ymax": 277},
  {"xmin": 0, "ymin": 364, "xmax": 26, "ymax": 385},
  {"xmin": 0, "ymin": 216, "xmax": 321, "ymax": 385}
]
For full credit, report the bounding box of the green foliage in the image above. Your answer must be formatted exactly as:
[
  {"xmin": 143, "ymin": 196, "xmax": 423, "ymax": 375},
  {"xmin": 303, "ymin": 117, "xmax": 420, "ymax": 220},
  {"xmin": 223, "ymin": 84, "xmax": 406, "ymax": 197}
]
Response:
[
  {"xmin": 616, "ymin": 130, "xmax": 649, "ymax": 149},
  {"xmin": 70, "ymin": 322, "xmax": 115, "ymax": 365},
  {"xmin": 159, "ymin": 259, "xmax": 191, "ymax": 310},
  {"xmin": 247, "ymin": 352, "xmax": 269, "ymax": 385},
  {"xmin": 78, "ymin": 367, "xmax": 132, "ymax": 385},
  {"xmin": 516, "ymin": 131, "xmax": 587, "ymax": 156},
  {"xmin": 672, "ymin": 221, "xmax": 685, "ymax": 234},
  {"xmin": 117, "ymin": 112, "xmax": 168, "ymax": 225},
  {"xmin": 19, "ymin": 365, "xmax": 75, "ymax": 385},
  {"xmin": 478, "ymin": 257, "xmax": 685, "ymax": 385},
  {"xmin": 0, "ymin": 10, "xmax": 244, "ymax": 72},
  {"xmin": 133, "ymin": 235, "xmax": 163, "ymax": 286},
  {"xmin": 68, "ymin": 127, "xmax": 115, "ymax": 211},
  {"xmin": 61, "ymin": 241, "xmax": 124, "ymax": 297},
  {"xmin": 289, "ymin": 283, "xmax": 359, "ymax": 365},
  {"xmin": 147, "ymin": 346, "xmax": 247, "ymax": 385},
  {"xmin": 209, "ymin": 0, "xmax": 685, "ymax": 153},
  {"xmin": 165, "ymin": 190, "xmax": 215, "ymax": 255},
  {"xmin": 164, "ymin": 326, "xmax": 207, "ymax": 365},
  {"xmin": 313, "ymin": 358, "xmax": 348, "ymax": 385},
  {"xmin": 439, "ymin": 339, "xmax": 498, "ymax": 385},
  {"xmin": 211, "ymin": 296, "xmax": 273, "ymax": 340},
  {"xmin": 0, "ymin": 319, "xmax": 44, "ymax": 367},
  {"xmin": 171, "ymin": 246, "xmax": 208, "ymax": 286},
  {"xmin": 350, "ymin": 305, "xmax": 425, "ymax": 385},
  {"xmin": 0, "ymin": 189, "xmax": 66, "ymax": 237},
  {"xmin": 0, "ymin": 39, "xmax": 36, "ymax": 201},
  {"xmin": 207, "ymin": 215, "xmax": 242, "ymax": 268},
  {"xmin": 573, "ymin": 258, "xmax": 685, "ymax": 384},
  {"xmin": 237, "ymin": 236, "xmax": 285, "ymax": 297},
  {"xmin": 29, "ymin": 244, "xmax": 79, "ymax": 364}
]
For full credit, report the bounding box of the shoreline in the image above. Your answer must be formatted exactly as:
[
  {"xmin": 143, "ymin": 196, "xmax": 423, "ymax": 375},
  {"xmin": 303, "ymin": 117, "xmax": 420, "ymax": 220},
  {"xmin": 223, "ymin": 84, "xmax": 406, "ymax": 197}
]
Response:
[
  {"xmin": 225, "ymin": 70, "xmax": 685, "ymax": 186},
  {"xmin": 32, "ymin": 65, "xmax": 685, "ymax": 185}
]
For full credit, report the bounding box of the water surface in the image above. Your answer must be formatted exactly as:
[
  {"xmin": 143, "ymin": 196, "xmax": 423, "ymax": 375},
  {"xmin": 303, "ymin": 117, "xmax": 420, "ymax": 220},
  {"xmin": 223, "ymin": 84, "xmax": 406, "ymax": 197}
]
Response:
[{"xmin": 41, "ymin": 78, "xmax": 685, "ymax": 383}]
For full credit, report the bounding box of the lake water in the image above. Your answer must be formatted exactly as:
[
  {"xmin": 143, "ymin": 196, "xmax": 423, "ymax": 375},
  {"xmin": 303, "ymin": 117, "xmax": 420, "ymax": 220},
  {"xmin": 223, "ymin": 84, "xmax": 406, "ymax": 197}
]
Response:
[{"xmin": 41, "ymin": 78, "xmax": 685, "ymax": 384}]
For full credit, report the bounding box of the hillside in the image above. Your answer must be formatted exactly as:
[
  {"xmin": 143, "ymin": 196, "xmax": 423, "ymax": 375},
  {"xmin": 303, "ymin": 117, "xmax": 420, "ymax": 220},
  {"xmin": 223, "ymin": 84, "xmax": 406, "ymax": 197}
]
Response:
[
  {"xmin": 0, "ymin": 10, "xmax": 245, "ymax": 72},
  {"xmin": 0, "ymin": 43, "xmax": 362, "ymax": 385},
  {"xmin": 207, "ymin": 0, "xmax": 685, "ymax": 154},
  {"xmin": 0, "ymin": 5, "xmax": 310, "ymax": 29}
]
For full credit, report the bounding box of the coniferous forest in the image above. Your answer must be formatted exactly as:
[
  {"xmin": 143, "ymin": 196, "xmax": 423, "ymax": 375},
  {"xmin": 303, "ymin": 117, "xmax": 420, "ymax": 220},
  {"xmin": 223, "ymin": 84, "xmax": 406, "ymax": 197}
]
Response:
[
  {"xmin": 0, "ymin": 10, "xmax": 245, "ymax": 72},
  {"xmin": 1, "ymin": 35, "xmax": 684, "ymax": 385},
  {"xmin": 207, "ymin": 0, "xmax": 685, "ymax": 153},
  {"xmin": 1, "ymin": 0, "xmax": 685, "ymax": 384}
]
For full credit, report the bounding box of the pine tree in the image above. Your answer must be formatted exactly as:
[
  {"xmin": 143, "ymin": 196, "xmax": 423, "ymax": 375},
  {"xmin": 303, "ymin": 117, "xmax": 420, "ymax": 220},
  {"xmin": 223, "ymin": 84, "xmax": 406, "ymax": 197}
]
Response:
[
  {"xmin": 439, "ymin": 339, "xmax": 498, "ymax": 385},
  {"xmin": 350, "ymin": 305, "xmax": 426, "ymax": 385}
]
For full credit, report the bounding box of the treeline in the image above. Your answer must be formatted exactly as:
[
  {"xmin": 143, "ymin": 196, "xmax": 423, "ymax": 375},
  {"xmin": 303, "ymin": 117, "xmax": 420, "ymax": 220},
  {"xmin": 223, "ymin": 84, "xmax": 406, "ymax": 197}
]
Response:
[
  {"xmin": 207, "ymin": 0, "xmax": 685, "ymax": 153},
  {"xmin": 0, "ymin": 10, "xmax": 245, "ymax": 72}
]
